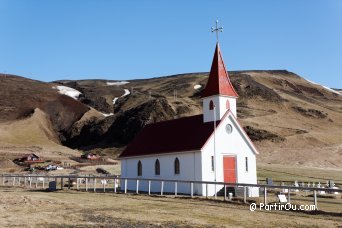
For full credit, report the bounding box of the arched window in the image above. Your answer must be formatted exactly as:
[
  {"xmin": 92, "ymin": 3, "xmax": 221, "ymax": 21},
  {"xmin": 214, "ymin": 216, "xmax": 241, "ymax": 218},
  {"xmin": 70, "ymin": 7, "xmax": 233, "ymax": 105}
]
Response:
[
  {"xmin": 226, "ymin": 100, "xmax": 230, "ymax": 110},
  {"xmin": 137, "ymin": 160, "xmax": 142, "ymax": 176},
  {"xmin": 174, "ymin": 157, "xmax": 180, "ymax": 174},
  {"xmin": 155, "ymin": 159, "xmax": 160, "ymax": 175},
  {"xmin": 209, "ymin": 100, "xmax": 214, "ymax": 110}
]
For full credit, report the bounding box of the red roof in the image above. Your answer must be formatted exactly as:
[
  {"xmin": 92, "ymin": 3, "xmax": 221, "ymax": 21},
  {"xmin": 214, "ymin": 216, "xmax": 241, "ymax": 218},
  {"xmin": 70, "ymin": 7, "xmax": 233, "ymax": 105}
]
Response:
[
  {"xmin": 119, "ymin": 114, "xmax": 221, "ymax": 158},
  {"xmin": 201, "ymin": 43, "xmax": 238, "ymax": 98}
]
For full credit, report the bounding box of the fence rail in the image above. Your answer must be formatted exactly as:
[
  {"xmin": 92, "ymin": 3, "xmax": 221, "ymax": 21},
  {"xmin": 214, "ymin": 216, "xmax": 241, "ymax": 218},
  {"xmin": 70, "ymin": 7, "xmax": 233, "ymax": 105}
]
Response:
[{"xmin": 1, "ymin": 173, "xmax": 341, "ymax": 211}]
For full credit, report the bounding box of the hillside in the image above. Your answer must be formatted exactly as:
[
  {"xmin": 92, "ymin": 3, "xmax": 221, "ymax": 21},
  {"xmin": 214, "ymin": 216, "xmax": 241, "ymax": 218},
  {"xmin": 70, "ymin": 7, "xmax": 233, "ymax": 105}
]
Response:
[{"xmin": 0, "ymin": 71, "xmax": 341, "ymax": 169}]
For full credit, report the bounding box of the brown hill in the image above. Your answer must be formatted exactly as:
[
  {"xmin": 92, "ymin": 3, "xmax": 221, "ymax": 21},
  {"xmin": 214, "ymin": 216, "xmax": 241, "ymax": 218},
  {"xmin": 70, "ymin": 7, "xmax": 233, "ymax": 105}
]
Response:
[
  {"xmin": 0, "ymin": 71, "xmax": 341, "ymax": 169},
  {"xmin": 55, "ymin": 70, "xmax": 342, "ymax": 168},
  {"xmin": 0, "ymin": 75, "xmax": 89, "ymax": 160}
]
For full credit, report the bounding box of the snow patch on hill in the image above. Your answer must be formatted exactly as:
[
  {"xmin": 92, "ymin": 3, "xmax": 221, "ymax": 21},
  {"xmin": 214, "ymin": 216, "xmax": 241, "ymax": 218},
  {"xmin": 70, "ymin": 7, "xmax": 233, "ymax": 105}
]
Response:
[
  {"xmin": 122, "ymin": 89, "xmax": 130, "ymax": 97},
  {"xmin": 305, "ymin": 79, "xmax": 341, "ymax": 95},
  {"xmin": 102, "ymin": 112, "xmax": 114, "ymax": 117},
  {"xmin": 53, "ymin": 86, "xmax": 82, "ymax": 99},
  {"xmin": 194, "ymin": 84, "xmax": 202, "ymax": 90},
  {"xmin": 106, "ymin": 81, "xmax": 129, "ymax": 86},
  {"xmin": 112, "ymin": 89, "xmax": 131, "ymax": 104}
]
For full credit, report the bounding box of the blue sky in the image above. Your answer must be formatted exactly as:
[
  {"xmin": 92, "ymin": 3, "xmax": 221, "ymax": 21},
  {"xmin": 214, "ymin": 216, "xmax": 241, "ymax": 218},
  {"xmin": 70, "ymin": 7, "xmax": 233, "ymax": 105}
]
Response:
[{"xmin": 0, "ymin": 0, "xmax": 341, "ymax": 88}]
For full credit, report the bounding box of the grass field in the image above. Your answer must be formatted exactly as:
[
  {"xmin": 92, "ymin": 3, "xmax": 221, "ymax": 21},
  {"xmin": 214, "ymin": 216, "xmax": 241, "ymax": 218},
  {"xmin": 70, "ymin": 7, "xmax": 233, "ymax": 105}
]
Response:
[
  {"xmin": 0, "ymin": 187, "xmax": 341, "ymax": 227},
  {"xmin": 257, "ymin": 163, "xmax": 342, "ymax": 185}
]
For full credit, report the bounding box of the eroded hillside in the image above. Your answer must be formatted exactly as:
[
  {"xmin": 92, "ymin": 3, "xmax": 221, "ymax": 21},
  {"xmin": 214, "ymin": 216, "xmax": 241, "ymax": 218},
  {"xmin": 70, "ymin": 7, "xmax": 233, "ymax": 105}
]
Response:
[{"xmin": 0, "ymin": 71, "xmax": 341, "ymax": 168}]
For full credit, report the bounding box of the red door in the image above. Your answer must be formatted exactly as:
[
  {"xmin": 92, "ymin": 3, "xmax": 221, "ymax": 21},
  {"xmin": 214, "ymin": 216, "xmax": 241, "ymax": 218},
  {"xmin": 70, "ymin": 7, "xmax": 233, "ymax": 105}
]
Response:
[{"xmin": 223, "ymin": 156, "xmax": 236, "ymax": 183}]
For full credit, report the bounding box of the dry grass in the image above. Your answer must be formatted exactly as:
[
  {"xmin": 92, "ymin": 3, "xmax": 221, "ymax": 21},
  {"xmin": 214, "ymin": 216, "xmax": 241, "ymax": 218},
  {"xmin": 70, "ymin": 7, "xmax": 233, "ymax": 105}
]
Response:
[
  {"xmin": 78, "ymin": 164, "xmax": 121, "ymax": 175},
  {"xmin": 0, "ymin": 187, "xmax": 341, "ymax": 227},
  {"xmin": 0, "ymin": 108, "xmax": 80, "ymax": 159},
  {"xmin": 257, "ymin": 163, "xmax": 342, "ymax": 185}
]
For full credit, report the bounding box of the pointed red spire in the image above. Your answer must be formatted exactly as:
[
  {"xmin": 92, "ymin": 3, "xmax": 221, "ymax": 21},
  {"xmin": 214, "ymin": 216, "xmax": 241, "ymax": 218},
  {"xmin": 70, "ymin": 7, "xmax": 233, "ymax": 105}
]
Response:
[{"xmin": 201, "ymin": 43, "xmax": 238, "ymax": 98}]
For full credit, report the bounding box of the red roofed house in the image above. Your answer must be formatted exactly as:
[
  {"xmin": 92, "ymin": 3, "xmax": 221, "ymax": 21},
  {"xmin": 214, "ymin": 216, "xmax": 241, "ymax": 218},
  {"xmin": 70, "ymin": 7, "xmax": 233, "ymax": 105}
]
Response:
[
  {"xmin": 120, "ymin": 42, "xmax": 259, "ymax": 197},
  {"xmin": 19, "ymin": 153, "xmax": 43, "ymax": 163}
]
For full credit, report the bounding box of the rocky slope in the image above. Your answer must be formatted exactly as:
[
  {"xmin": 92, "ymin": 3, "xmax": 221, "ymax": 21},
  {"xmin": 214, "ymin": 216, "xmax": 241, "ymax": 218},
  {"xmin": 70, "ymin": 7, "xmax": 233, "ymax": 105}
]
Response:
[{"xmin": 0, "ymin": 71, "xmax": 341, "ymax": 168}]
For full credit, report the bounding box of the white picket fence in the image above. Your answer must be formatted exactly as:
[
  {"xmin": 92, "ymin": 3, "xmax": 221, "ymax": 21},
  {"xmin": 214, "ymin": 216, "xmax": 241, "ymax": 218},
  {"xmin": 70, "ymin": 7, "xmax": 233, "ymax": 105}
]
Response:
[{"xmin": 1, "ymin": 174, "xmax": 341, "ymax": 211}]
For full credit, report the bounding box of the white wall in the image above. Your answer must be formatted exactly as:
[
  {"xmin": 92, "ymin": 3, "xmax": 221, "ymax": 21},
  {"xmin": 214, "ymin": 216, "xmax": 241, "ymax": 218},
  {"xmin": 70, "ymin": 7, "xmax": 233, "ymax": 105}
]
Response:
[
  {"xmin": 120, "ymin": 113, "xmax": 259, "ymax": 197},
  {"xmin": 201, "ymin": 113, "xmax": 258, "ymax": 197},
  {"xmin": 203, "ymin": 95, "xmax": 237, "ymax": 123},
  {"xmin": 121, "ymin": 151, "xmax": 203, "ymax": 195}
]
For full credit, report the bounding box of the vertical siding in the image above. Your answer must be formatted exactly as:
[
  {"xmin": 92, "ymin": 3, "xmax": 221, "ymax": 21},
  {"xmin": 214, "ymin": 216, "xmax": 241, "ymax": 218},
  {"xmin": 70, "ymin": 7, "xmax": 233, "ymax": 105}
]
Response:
[
  {"xmin": 121, "ymin": 151, "xmax": 202, "ymax": 194},
  {"xmin": 201, "ymin": 114, "xmax": 258, "ymax": 196}
]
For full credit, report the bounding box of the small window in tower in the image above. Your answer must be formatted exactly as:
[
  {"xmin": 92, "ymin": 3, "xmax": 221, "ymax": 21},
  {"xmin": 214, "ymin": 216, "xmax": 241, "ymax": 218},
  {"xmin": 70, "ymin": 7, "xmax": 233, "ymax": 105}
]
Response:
[
  {"xmin": 209, "ymin": 100, "xmax": 214, "ymax": 110},
  {"xmin": 211, "ymin": 156, "xmax": 214, "ymax": 171},
  {"xmin": 245, "ymin": 157, "xmax": 248, "ymax": 172},
  {"xmin": 155, "ymin": 159, "xmax": 160, "ymax": 175},
  {"xmin": 226, "ymin": 100, "xmax": 230, "ymax": 110}
]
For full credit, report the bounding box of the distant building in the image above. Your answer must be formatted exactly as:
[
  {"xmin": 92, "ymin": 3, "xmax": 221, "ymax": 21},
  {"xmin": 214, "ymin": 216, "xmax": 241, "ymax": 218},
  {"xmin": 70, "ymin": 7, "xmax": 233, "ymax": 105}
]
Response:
[
  {"xmin": 119, "ymin": 42, "xmax": 259, "ymax": 197},
  {"xmin": 19, "ymin": 153, "xmax": 43, "ymax": 163},
  {"xmin": 81, "ymin": 153, "xmax": 99, "ymax": 160}
]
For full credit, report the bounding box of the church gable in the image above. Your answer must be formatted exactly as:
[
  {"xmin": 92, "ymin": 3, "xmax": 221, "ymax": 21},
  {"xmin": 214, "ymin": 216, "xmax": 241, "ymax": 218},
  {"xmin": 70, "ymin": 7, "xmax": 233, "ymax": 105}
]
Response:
[{"xmin": 201, "ymin": 110, "xmax": 258, "ymax": 155}]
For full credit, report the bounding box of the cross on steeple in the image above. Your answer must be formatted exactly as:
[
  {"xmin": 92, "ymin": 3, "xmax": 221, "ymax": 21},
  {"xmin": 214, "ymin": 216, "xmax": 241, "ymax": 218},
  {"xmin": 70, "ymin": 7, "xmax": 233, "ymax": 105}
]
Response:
[{"xmin": 211, "ymin": 20, "xmax": 223, "ymax": 42}]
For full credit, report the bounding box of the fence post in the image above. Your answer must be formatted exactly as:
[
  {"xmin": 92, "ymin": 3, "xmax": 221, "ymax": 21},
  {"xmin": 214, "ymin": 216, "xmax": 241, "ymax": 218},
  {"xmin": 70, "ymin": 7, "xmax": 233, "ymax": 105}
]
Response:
[
  {"xmin": 24, "ymin": 177, "xmax": 27, "ymax": 187},
  {"xmin": 136, "ymin": 179, "xmax": 139, "ymax": 194},
  {"xmin": 76, "ymin": 178, "xmax": 79, "ymax": 190},
  {"xmin": 314, "ymin": 190, "xmax": 318, "ymax": 210},
  {"xmin": 18, "ymin": 177, "xmax": 21, "ymax": 186},
  {"xmin": 206, "ymin": 183, "xmax": 208, "ymax": 199},
  {"xmin": 148, "ymin": 180, "xmax": 151, "ymax": 195},
  {"xmin": 224, "ymin": 184, "xmax": 227, "ymax": 201},
  {"xmin": 244, "ymin": 186, "xmax": 247, "ymax": 203},
  {"xmin": 29, "ymin": 177, "xmax": 32, "ymax": 188},
  {"xmin": 94, "ymin": 178, "xmax": 96, "ymax": 192},
  {"xmin": 264, "ymin": 187, "xmax": 267, "ymax": 205},
  {"xmin": 288, "ymin": 188, "xmax": 291, "ymax": 203},
  {"xmin": 86, "ymin": 177, "xmax": 88, "ymax": 192},
  {"xmin": 114, "ymin": 178, "xmax": 117, "ymax": 193},
  {"xmin": 103, "ymin": 180, "xmax": 106, "ymax": 193},
  {"xmin": 190, "ymin": 182, "xmax": 193, "ymax": 198},
  {"xmin": 68, "ymin": 177, "xmax": 71, "ymax": 189},
  {"xmin": 214, "ymin": 183, "xmax": 217, "ymax": 199},
  {"xmin": 12, "ymin": 177, "xmax": 15, "ymax": 186},
  {"xmin": 61, "ymin": 177, "xmax": 63, "ymax": 190},
  {"xmin": 174, "ymin": 181, "xmax": 177, "ymax": 196},
  {"xmin": 42, "ymin": 178, "xmax": 45, "ymax": 189},
  {"xmin": 35, "ymin": 177, "xmax": 38, "ymax": 188},
  {"xmin": 124, "ymin": 179, "xmax": 127, "ymax": 194},
  {"xmin": 161, "ymin": 181, "xmax": 164, "ymax": 196}
]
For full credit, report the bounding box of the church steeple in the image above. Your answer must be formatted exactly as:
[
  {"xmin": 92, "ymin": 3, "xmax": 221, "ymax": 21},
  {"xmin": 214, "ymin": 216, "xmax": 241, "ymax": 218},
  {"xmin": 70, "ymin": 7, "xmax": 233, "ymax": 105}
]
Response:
[
  {"xmin": 201, "ymin": 42, "xmax": 238, "ymax": 98},
  {"xmin": 202, "ymin": 21, "xmax": 238, "ymax": 123}
]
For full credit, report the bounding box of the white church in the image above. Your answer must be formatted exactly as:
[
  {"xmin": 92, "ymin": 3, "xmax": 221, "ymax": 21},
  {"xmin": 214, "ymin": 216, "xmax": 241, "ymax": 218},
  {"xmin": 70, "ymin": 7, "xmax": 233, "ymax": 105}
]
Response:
[{"xmin": 120, "ymin": 41, "xmax": 259, "ymax": 197}]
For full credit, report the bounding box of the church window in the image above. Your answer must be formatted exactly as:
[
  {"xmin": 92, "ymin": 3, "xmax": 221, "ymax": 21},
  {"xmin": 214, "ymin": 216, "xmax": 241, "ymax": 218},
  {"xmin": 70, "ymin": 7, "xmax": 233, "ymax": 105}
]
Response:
[
  {"xmin": 245, "ymin": 157, "xmax": 248, "ymax": 172},
  {"xmin": 211, "ymin": 156, "xmax": 214, "ymax": 171},
  {"xmin": 155, "ymin": 159, "xmax": 160, "ymax": 175},
  {"xmin": 174, "ymin": 157, "xmax": 180, "ymax": 174},
  {"xmin": 209, "ymin": 100, "xmax": 214, "ymax": 110},
  {"xmin": 225, "ymin": 124, "xmax": 233, "ymax": 134},
  {"xmin": 137, "ymin": 160, "xmax": 142, "ymax": 176},
  {"xmin": 226, "ymin": 100, "xmax": 230, "ymax": 110}
]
